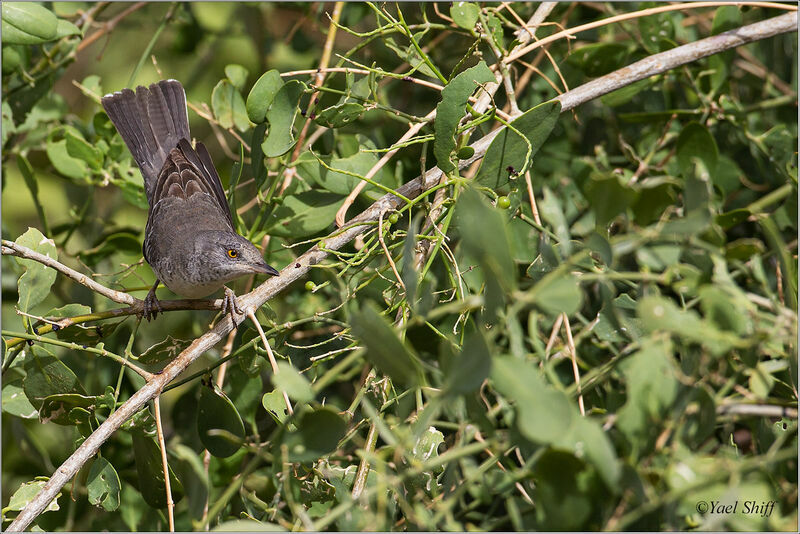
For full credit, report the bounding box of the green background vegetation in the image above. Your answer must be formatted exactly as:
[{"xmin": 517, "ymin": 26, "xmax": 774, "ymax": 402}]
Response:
[{"xmin": 2, "ymin": 2, "xmax": 797, "ymax": 531}]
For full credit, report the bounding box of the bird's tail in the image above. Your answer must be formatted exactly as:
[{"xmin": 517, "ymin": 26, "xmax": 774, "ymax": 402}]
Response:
[{"xmin": 101, "ymin": 79, "xmax": 190, "ymax": 204}]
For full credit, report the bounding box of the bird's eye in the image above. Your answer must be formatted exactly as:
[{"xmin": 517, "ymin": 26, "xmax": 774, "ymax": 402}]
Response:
[{"xmin": 227, "ymin": 249, "xmax": 238, "ymax": 258}]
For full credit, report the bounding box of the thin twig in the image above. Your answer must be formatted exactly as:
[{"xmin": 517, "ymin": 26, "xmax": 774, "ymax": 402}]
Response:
[
  {"xmin": 153, "ymin": 397, "xmax": 175, "ymax": 532},
  {"xmin": 562, "ymin": 313, "xmax": 585, "ymax": 416},
  {"xmin": 247, "ymin": 310, "xmax": 293, "ymax": 415},
  {"xmin": 377, "ymin": 211, "xmax": 405, "ymax": 293},
  {"xmin": 717, "ymin": 403, "xmax": 798, "ymax": 418},
  {"xmin": 523, "ymin": 171, "xmax": 542, "ymax": 226},
  {"xmin": 2, "ymin": 241, "xmax": 138, "ymax": 307},
  {"xmin": 75, "ymin": 2, "xmax": 147, "ymax": 53},
  {"xmin": 7, "ymin": 13, "xmax": 796, "ymax": 531},
  {"xmin": 506, "ymin": 2, "xmax": 797, "ymax": 65}
]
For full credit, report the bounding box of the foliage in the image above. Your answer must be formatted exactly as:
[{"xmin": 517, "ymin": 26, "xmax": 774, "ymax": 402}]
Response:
[{"xmin": 2, "ymin": 2, "xmax": 797, "ymax": 531}]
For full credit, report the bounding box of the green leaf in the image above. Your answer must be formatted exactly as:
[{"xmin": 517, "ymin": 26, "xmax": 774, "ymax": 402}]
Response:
[
  {"xmin": 637, "ymin": 8, "xmax": 675, "ymax": 54},
  {"xmin": 262, "ymin": 80, "xmax": 305, "ymax": 157},
  {"xmin": 65, "ymin": 129, "xmax": 103, "ymax": 170},
  {"xmin": 23, "ymin": 346, "xmax": 86, "ymax": 409},
  {"xmin": 2, "ymin": 45, "xmax": 23, "ymax": 76},
  {"xmin": 313, "ymin": 102, "xmax": 365, "ymax": 128},
  {"xmin": 450, "ymin": 2, "xmax": 481, "ymax": 30},
  {"xmin": 676, "ymin": 122, "xmax": 718, "ymax": 180},
  {"xmin": 631, "ymin": 179, "xmax": 676, "ymax": 225},
  {"xmin": 262, "ymin": 390, "xmax": 290, "ymax": 424},
  {"xmin": 583, "ymin": 173, "xmax": 638, "ymax": 226},
  {"xmin": 638, "ymin": 295, "xmax": 739, "ymax": 356},
  {"xmin": 226, "ymin": 366, "xmax": 264, "ymax": 424},
  {"xmin": 271, "ymin": 361, "xmax": 315, "ymax": 403},
  {"xmin": 197, "ymin": 381, "xmax": 246, "ymax": 458},
  {"xmin": 137, "ymin": 336, "xmax": 192, "ymax": 364},
  {"xmin": 295, "ymin": 148, "xmax": 394, "ymax": 196},
  {"xmin": 600, "ymin": 77, "xmax": 656, "ymax": 107},
  {"xmin": 443, "ymin": 331, "xmax": 491, "ymax": 395},
  {"xmin": 225, "ymin": 64, "xmax": 249, "ymax": 90},
  {"xmin": 698, "ymin": 285, "xmax": 750, "ymax": 335},
  {"xmin": 556, "ymin": 417, "xmax": 621, "ymax": 490},
  {"xmin": 531, "ymin": 271, "xmax": 583, "ymax": 316},
  {"xmin": 531, "ymin": 450, "xmax": 595, "ymax": 530},
  {"xmin": 246, "ymin": 69, "xmax": 283, "ymax": 124},
  {"xmin": 47, "ymin": 133, "xmax": 88, "ymax": 181},
  {"xmin": 491, "ymin": 355, "xmax": 575, "ymax": 444},
  {"xmin": 615, "ymin": 338, "xmax": 678, "ymax": 451},
  {"xmin": 2, "ymin": 370, "xmax": 38, "ymax": 419},
  {"xmin": 567, "ymin": 42, "xmax": 629, "ymax": 77},
  {"xmin": 55, "ymin": 18, "xmax": 82, "ymax": 39},
  {"xmin": 14, "ymin": 227, "xmax": 58, "ymax": 320},
  {"xmin": 211, "ymin": 79, "xmax": 250, "ymax": 131},
  {"xmin": 131, "ymin": 428, "xmax": 184, "ymax": 508},
  {"xmin": 87, "ymin": 457, "xmax": 121, "ymax": 512},
  {"xmin": 17, "ymin": 153, "xmax": 50, "ymax": 237},
  {"xmin": 45, "ymin": 304, "xmax": 92, "ymax": 319},
  {"xmin": 475, "ymin": 100, "xmax": 561, "ymax": 189},
  {"xmin": 1, "ymin": 3, "xmax": 58, "ymax": 45},
  {"xmin": 264, "ymin": 191, "xmax": 343, "ymax": 238},
  {"xmin": 433, "ymin": 61, "xmax": 495, "ymax": 173},
  {"xmin": 457, "ymin": 188, "xmax": 516, "ymax": 291},
  {"xmin": 350, "ymin": 302, "xmax": 423, "ymax": 386},
  {"xmin": 39, "ymin": 393, "xmax": 98, "ymax": 425},
  {"xmin": 171, "ymin": 444, "xmax": 209, "ymax": 522},
  {"xmin": 283, "ymin": 407, "xmax": 347, "ymax": 463},
  {"xmin": 6, "ymin": 479, "xmax": 60, "ymax": 513}
]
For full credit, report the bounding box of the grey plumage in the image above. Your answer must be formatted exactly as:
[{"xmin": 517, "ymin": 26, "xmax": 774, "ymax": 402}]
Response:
[
  {"xmin": 101, "ymin": 80, "xmax": 278, "ymax": 319},
  {"xmin": 102, "ymin": 80, "xmax": 190, "ymax": 204}
]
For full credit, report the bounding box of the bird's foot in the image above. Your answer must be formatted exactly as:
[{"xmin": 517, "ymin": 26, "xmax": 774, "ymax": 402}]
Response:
[
  {"xmin": 220, "ymin": 286, "xmax": 244, "ymax": 322},
  {"xmin": 143, "ymin": 281, "xmax": 163, "ymax": 321}
]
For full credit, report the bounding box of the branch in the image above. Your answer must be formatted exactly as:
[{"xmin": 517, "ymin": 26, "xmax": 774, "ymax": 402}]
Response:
[
  {"xmin": 1, "ymin": 240, "xmax": 138, "ymax": 307},
  {"xmin": 6, "ymin": 11, "xmax": 797, "ymax": 532}
]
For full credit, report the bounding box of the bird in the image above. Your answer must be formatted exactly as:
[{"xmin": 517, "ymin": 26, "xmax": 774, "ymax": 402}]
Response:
[{"xmin": 101, "ymin": 79, "xmax": 279, "ymax": 321}]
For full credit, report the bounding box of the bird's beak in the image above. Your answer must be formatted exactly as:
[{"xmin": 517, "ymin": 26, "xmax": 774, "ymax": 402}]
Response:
[{"xmin": 251, "ymin": 260, "xmax": 280, "ymax": 276}]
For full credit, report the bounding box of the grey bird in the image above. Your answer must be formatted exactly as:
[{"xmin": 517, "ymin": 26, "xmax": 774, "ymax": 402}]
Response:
[{"xmin": 101, "ymin": 79, "xmax": 279, "ymax": 320}]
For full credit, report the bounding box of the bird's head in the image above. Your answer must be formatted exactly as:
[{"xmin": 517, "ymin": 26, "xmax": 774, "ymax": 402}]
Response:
[{"xmin": 194, "ymin": 230, "xmax": 279, "ymax": 283}]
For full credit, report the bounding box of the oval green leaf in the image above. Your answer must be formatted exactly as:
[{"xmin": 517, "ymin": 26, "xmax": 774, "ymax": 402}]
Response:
[
  {"xmin": 313, "ymin": 102, "xmax": 365, "ymax": 128},
  {"xmin": 131, "ymin": 428, "xmax": 185, "ymax": 508},
  {"xmin": 14, "ymin": 227, "xmax": 58, "ymax": 317},
  {"xmin": 433, "ymin": 61, "xmax": 495, "ymax": 173},
  {"xmin": 476, "ymin": 100, "xmax": 561, "ymax": 189},
  {"xmin": 284, "ymin": 407, "xmax": 347, "ymax": 463},
  {"xmin": 349, "ymin": 302, "xmax": 423, "ymax": 387},
  {"xmin": 225, "ymin": 64, "xmax": 249, "ymax": 90},
  {"xmin": 271, "ymin": 361, "xmax": 315, "ymax": 403},
  {"xmin": 246, "ymin": 69, "xmax": 283, "ymax": 124},
  {"xmin": 262, "ymin": 80, "xmax": 305, "ymax": 157},
  {"xmin": 87, "ymin": 456, "xmax": 121, "ymax": 512},
  {"xmin": 197, "ymin": 382, "xmax": 246, "ymax": 458},
  {"xmin": 211, "ymin": 79, "xmax": 250, "ymax": 131},
  {"xmin": 1, "ymin": 3, "xmax": 58, "ymax": 45}
]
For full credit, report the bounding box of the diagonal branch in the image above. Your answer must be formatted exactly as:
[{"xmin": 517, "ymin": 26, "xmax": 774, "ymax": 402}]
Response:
[
  {"xmin": 2, "ymin": 240, "xmax": 138, "ymax": 307},
  {"xmin": 6, "ymin": 11, "xmax": 796, "ymax": 532}
]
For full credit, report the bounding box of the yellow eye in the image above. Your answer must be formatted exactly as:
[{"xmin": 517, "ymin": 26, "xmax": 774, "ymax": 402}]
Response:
[{"xmin": 227, "ymin": 249, "xmax": 238, "ymax": 258}]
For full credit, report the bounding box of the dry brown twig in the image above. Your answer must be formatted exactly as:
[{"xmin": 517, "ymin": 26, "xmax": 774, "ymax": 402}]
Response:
[{"xmin": 6, "ymin": 11, "xmax": 797, "ymax": 532}]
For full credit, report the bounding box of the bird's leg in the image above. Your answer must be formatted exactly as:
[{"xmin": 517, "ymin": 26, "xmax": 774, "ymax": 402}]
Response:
[
  {"xmin": 220, "ymin": 286, "xmax": 243, "ymax": 322},
  {"xmin": 143, "ymin": 280, "xmax": 163, "ymax": 321}
]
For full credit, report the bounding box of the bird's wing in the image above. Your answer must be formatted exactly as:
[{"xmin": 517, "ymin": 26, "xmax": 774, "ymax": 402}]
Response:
[{"xmin": 150, "ymin": 138, "xmax": 235, "ymax": 230}]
